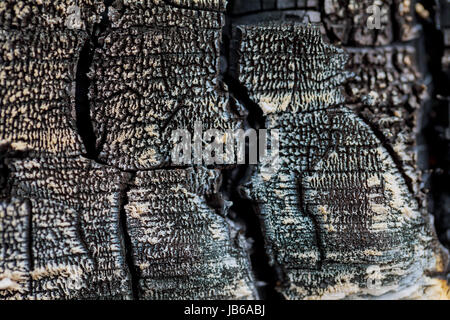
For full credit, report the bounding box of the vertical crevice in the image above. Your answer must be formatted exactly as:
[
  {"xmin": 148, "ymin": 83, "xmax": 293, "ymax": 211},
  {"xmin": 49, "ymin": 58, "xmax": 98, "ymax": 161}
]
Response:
[
  {"xmin": 118, "ymin": 172, "xmax": 140, "ymax": 299},
  {"xmin": 0, "ymin": 147, "xmax": 10, "ymax": 198},
  {"xmin": 223, "ymin": 75, "xmax": 265, "ymax": 130},
  {"xmin": 75, "ymin": 40, "xmax": 97, "ymax": 158},
  {"xmin": 25, "ymin": 198, "xmax": 33, "ymax": 295},
  {"xmin": 390, "ymin": 0, "xmax": 399, "ymax": 43},
  {"xmin": 222, "ymin": 2, "xmax": 284, "ymax": 300},
  {"xmin": 221, "ymin": 165, "xmax": 284, "ymax": 300},
  {"xmin": 75, "ymin": 0, "xmax": 113, "ymax": 160}
]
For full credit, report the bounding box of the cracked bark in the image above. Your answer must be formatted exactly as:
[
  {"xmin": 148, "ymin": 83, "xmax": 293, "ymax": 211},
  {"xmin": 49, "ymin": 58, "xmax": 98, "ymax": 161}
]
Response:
[
  {"xmin": 118, "ymin": 171, "xmax": 139, "ymax": 299},
  {"xmin": 0, "ymin": 0, "xmax": 449, "ymax": 300},
  {"xmin": 225, "ymin": 0, "xmax": 449, "ymax": 299}
]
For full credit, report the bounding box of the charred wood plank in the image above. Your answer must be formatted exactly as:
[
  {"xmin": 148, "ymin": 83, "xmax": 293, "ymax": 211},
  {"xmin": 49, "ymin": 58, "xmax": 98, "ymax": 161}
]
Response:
[{"xmin": 230, "ymin": 22, "xmax": 449, "ymax": 299}]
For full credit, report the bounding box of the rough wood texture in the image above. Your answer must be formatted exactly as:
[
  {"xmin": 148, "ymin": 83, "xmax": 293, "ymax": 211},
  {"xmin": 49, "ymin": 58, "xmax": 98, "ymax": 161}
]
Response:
[
  {"xmin": 0, "ymin": 0, "xmax": 449, "ymax": 300},
  {"xmin": 0, "ymin": 27, "xmax": 87, "ymax": 156},
  {"xmin": 89, "ymin": 0, "xmax": 241, "ymax": 170},
  {"xmin": 230, "ymin": 22, "xmax": 449, "ymax": 299},
  {"xmin": 0, "ymin": 0, "xmax": 255, "ymax": 299},
  {"xmin": 345, "ymin": 45, "xmax": 425, "ymax": 194},
  {"xmin": 125, "ymin": 168, "xmax": 255, "ymax": 299},
  {"xmin": 4, "ymin": 155, "xmax": 132, "ymax": 299}
]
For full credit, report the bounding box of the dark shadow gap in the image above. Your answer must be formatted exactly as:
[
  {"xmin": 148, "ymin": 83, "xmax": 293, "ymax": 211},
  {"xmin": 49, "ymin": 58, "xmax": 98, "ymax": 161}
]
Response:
[
  {"xmin": 75, "ymin": 0, "xmax": 114, "ymax": 160},
  {"xmin": 221, "ymin": 1, "xmax": 286, "ymax": 300},
  {"xmin": 118, "ymin": 172, "xmax": 141, "ymax": 299}
]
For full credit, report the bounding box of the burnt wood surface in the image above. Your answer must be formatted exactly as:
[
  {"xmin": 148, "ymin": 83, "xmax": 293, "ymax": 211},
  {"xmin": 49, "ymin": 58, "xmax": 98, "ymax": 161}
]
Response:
[{"xmin": 0, "ymin": 0, "xmax": 448, "ymax": 299}]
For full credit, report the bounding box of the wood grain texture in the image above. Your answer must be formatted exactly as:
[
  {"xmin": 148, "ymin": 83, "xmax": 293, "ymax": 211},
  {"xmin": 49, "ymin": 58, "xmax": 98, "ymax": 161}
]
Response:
[
  {"xmin": 0, "ymin": 0, "xmax": 256, "ymax": 300},
  {"xmin": 230, "ymin": 22, "xmax": 449, "ymax": 299},
  {"xmin": 0, "ymin": 0, "xmax": 448, "ymax": 300},
  {"xmin": 0, "ymin": 1, "xmax": 134, "ymax": 299},
  {"xmin": 89, "ymin": 0, "xmax": 241, "ymax": 170},
  {"xmin": 125, "ymin": 168, "xmax": 256, "ymax": 299},
  {"xmin": 5, "ymin": 155, "xmax": 132, "ymax": 299}
]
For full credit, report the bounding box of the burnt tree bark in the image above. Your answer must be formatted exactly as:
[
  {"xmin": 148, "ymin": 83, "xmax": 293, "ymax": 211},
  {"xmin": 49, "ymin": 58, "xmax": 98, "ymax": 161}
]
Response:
[{"xmin": 0, "ymin": 0, "xmax": 448, "ymax": 299}]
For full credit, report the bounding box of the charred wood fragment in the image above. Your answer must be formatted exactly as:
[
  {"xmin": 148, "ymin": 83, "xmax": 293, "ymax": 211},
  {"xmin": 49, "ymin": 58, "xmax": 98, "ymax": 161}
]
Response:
[{"xmin": 0, "ymin": 0, "xmax": 448, "ymax": 300}]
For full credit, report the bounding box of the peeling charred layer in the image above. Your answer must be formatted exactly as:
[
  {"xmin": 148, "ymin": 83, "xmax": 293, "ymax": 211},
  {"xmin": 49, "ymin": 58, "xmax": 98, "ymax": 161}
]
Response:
[{"xmin": 118, "ymin": 172, "xmax": 140, "ymax": 299}]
